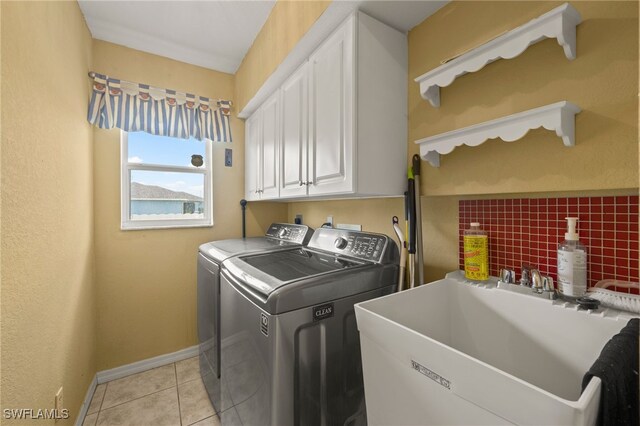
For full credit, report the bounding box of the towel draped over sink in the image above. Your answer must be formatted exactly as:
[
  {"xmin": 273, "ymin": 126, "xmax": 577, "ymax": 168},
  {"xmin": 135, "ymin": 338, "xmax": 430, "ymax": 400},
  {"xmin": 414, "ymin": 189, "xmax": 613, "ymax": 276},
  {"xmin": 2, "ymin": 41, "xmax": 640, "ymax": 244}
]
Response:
[{"xmin": 581, "ymin": 318, "xmax": 639, "ymax": 426}]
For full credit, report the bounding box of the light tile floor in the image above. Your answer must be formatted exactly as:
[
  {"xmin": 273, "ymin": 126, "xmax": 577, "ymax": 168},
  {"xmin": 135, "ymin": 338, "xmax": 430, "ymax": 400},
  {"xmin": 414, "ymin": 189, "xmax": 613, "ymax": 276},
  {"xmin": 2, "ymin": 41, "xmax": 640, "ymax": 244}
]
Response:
[{"xmin": 82, "ymin": 357, "xmax": 220, "ymax": 426}]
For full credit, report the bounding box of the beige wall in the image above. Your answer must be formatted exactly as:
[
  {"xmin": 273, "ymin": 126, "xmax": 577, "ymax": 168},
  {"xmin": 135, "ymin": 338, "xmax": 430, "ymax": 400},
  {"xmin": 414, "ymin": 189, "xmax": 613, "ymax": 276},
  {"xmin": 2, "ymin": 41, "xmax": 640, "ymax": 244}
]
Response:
[
  {"xmin": 410, "ymin": 1, "xmax": 638, "ymax": 195},
  {"xmin": 234, "ymin": 0, "xmax": 330, "ymax": 112},
  {"xmin": 1, "ymin": 2, "xmax": 95, "ymax": 424},
  {"xmin": 92, "ymin": 41, "xmax": 287, "ymax": 370},
  {"xmin": 285, "ymin": 1, "xmax": 639, "ymax": 281},
  {"xmin": 1, "ymin": 2, "xmax": 637, "ymax": 421}
]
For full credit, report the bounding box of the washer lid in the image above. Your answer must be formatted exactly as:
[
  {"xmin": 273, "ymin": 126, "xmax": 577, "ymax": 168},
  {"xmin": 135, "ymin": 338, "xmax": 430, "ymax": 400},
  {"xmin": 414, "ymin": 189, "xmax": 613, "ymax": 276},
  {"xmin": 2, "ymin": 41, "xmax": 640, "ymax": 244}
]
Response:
[
  {"xmin": 199, "ymin": 238, "xmax": 294, "ymax": 263},
  {"xmin": 243, "ymin": 248, "xmax": 362, "ymax": 282},
  {"xmin": 223, "ymin": 247, "xmax": 367, "ymax": 297},
  {"xmin": 199, "ymin": 223, "xmax": 314, "ymax": 263}
]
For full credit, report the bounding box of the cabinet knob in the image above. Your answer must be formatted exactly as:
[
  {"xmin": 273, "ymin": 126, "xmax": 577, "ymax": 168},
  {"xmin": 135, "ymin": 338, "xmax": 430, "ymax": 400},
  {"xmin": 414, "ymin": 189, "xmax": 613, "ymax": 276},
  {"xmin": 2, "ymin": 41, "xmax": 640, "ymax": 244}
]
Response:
[
  {"xmin": 306, "ymin": 181, "xmax": 313, "ymax": 186},
  {"xmin": 299, "ymin": 181, "xmax": 304, "ymax": 186}
]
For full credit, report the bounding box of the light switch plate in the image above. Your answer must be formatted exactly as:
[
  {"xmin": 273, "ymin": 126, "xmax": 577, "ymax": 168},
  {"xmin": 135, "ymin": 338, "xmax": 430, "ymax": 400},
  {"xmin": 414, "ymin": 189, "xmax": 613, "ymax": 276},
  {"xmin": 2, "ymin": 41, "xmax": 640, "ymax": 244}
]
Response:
[{"xmin": 225, "ymin": 148, "xmax": 232, "ymax": 167}]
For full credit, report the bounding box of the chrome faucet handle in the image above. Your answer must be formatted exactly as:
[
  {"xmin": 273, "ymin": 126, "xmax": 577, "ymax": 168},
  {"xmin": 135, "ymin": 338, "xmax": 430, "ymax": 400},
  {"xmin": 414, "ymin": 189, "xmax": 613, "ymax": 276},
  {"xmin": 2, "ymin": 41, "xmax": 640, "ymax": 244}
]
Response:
[
  {"xmin": 520, "ymin": 267, "xmax": 531, "ymax": 287},
  {"xmin": 530, "ymin": 269, "xmax": 543, "ymax": 294},
  {"xmin": 542, "ymin": 275, "xmax": 558, "ymax": 299},
  {"xmin": 500, "ymin": 268, "xmax": 516, "ymax": 284}
]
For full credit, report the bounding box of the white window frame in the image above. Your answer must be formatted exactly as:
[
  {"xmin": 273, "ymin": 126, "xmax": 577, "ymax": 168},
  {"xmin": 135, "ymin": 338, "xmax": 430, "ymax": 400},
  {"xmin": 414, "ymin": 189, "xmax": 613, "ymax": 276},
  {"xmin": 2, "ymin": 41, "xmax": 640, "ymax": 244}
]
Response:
[{"xmin": 120, "ymin": 131, "xmax": 213, "ymax": 230}]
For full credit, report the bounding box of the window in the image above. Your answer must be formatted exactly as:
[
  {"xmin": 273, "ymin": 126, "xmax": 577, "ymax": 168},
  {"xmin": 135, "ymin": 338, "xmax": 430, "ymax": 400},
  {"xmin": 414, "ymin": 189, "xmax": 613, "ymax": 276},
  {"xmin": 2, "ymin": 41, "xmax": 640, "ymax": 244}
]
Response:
[{"xmin": 121, "ymin": 131, "xmax": 212, "ymax": 230}]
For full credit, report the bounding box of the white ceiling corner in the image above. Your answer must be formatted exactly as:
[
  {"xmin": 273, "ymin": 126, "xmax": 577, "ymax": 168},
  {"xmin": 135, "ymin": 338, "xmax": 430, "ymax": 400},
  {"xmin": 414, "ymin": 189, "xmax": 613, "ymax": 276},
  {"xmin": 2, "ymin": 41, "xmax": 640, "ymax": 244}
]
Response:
[
  {"xmin": 353, "ymin": 0, "xmax": 449, "ymax": 33},
  {"xmin": 78, "ymin": 0, "xmax": 276, "ymax": 74}
]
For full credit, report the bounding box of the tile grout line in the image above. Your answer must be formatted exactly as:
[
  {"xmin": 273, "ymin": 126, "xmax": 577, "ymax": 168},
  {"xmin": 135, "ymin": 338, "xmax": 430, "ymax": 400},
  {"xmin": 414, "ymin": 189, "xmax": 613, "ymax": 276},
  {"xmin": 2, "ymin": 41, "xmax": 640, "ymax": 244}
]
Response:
[
  {"xmin": 95, "ymin": 359, "xmax": 202, "ymax": 419},
  {"xmin": 98, "ymin": 384, "xmax": 177, "ymax": 414},
  {"xmin": 175, "ymin": 362, "xmax": 183, "ymax": 426}
]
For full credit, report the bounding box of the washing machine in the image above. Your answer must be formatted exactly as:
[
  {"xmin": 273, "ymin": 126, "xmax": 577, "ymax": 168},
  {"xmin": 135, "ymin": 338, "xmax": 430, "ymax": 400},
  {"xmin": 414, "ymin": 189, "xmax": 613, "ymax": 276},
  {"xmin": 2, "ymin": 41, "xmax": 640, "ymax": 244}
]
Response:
[
  {"xmin": 197, "ymin": 223, "xmax": 314, "ymax": 413},
  {"xmin": 219, "ymin": 228, "xmax": 399, "ymax": 426}
]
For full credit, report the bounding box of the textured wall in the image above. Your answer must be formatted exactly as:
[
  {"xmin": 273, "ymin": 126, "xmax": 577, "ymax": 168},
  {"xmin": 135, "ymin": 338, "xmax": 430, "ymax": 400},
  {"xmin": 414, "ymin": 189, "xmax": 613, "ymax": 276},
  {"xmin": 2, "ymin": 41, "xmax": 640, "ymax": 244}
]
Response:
[
  {"xmin": 285, "ymin": 1, "xmax": 638, "ymax": 282},
  {"xmin": 410, "ymin": 1, "xmax": 638, "ymax": 194},
  {"xmin": 92, "ymin": 41, "xmax": 287, "ymax": 371},
  {"xmin": 1, "ymin": 2, "xmax": 95, "ymax": 424},
  {"xmin": 234, "ymin": 0, "xmax": 330, "ymax": 112}
]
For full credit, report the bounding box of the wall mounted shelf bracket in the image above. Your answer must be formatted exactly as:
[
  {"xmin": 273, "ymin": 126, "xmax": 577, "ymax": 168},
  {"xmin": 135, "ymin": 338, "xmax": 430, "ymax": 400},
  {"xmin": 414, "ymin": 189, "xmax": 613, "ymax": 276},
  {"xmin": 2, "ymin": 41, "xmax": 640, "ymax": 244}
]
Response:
[
  {"xmin": 415, "ymin": 101, "xmax": 581, "ymax": 167},
  {"xmin": 414, "ymin": 3, "xmax": 582, "ymax": 107}
]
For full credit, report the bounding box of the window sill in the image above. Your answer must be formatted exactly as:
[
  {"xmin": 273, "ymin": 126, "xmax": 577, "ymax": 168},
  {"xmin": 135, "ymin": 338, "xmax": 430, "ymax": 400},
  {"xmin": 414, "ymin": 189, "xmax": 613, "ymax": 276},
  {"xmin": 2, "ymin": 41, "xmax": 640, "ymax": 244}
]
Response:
[{"xmin": 121, "ymin": 221, "xmax": 214, "ymax": 231}]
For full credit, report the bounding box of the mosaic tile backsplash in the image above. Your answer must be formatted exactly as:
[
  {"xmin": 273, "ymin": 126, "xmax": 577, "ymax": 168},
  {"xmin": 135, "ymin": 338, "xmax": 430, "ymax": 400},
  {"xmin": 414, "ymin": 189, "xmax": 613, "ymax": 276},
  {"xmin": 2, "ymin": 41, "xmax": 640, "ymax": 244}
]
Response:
[{"xmin": 458, "ymin": 196, "xmax": 639, "ymax": 294}]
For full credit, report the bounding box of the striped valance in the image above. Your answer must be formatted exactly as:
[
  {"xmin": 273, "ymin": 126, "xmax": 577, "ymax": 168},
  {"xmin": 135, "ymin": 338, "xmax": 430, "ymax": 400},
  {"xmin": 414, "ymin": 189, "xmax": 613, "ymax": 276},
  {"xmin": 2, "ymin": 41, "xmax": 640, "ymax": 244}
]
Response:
[{"xmin": 87, "ymin": 72, "xmax": 232, "ymax": 142}]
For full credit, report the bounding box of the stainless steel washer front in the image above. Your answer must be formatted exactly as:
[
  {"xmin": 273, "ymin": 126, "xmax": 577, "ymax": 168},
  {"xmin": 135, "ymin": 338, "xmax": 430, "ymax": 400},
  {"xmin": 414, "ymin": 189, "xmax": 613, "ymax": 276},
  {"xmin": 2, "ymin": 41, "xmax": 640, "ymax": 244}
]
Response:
[{"xmin": 219, "ymin": 228, "xmax": 399, "ymax": 425}]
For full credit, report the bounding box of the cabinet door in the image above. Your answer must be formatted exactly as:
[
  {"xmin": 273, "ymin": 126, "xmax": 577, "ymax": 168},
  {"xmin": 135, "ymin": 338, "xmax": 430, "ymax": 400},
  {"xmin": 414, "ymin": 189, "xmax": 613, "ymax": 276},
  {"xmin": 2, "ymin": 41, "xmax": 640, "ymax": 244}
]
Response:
[
  {"xmin": 260, "ymin": 91, "xmax": 280, "ymax": 199},
  {"xmin": 245, "ymin": 112, "xmax": 261, "ymax": 201},
  {"xmin": 280, "ymin": 62, "xmax": 308, "ymax": 198},
  {"xmin": 308, "ymin": 16, "xmax": 354, "ymax": 196}
]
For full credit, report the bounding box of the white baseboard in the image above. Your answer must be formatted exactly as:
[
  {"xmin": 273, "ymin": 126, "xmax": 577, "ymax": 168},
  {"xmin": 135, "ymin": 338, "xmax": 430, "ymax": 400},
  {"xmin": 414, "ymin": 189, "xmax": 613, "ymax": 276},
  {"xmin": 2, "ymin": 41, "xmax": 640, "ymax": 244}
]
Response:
[
  {"xmin": 77, "ymin": 345, "xmax": 200, "ymax": 426},
  {"xmin": 75, "ymin": 375, "xmax": 97, "ymax": 426},
  {"xmin": 96, "ymin": 344, "xmax": 199, "ymax": 384}
]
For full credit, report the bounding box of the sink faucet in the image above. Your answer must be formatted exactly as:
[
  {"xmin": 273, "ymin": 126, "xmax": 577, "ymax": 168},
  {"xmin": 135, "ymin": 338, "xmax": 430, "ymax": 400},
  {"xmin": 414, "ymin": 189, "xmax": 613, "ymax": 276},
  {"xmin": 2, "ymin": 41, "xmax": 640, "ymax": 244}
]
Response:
[{"xmin": 497, "ymin": 265, "xmax": 557, "ymax": 300}]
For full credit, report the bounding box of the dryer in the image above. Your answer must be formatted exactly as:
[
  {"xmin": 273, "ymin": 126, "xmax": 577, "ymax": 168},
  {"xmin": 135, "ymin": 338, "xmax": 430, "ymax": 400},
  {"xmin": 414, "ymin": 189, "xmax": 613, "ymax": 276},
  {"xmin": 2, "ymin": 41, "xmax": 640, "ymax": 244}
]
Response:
[
  {"xmin": 219, "ymin": 228, "xmax": 399, "ymax": 426},
  {"xmin": 197, "ymin": 223, "xmax": 313, "ymax": 412}
]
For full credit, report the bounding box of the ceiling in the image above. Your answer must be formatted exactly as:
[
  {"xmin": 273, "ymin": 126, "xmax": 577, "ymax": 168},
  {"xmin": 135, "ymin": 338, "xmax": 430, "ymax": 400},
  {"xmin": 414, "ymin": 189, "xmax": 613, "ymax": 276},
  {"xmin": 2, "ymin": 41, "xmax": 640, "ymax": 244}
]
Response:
[
  {"xmin": 79, "ymin": 0, "xmax": 448, "ymax": 75},
  {"xmin": 355, "ymin": 0, "xmax": 448, "ymax": 33},
  {"xmin": 78, "ymin": 0, "xmax": 276, "ymax": 74}
]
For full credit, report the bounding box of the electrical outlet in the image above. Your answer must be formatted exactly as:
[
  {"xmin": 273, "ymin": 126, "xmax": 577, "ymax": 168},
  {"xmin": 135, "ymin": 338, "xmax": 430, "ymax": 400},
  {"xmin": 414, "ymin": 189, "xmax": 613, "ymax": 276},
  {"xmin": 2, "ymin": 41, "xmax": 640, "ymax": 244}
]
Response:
[
  {"xmin": 337, "ymin": 223, "xmax": 362, "ymax": 231},
  {"xmin": 326, "ymin": 216, "xmax": 333, "ymax": 227},
  {"xmin": 55, "ymin": 387, "xmax": 63, "ymax": 421}
]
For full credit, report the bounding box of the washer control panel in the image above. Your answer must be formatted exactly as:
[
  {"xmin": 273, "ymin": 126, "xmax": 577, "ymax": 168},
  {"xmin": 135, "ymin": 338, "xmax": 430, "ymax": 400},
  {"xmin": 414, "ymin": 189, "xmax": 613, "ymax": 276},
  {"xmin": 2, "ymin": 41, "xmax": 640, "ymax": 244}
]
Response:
[{"xmin": 265, "ymin": 223, "xmax": 313, "ymax": 244}]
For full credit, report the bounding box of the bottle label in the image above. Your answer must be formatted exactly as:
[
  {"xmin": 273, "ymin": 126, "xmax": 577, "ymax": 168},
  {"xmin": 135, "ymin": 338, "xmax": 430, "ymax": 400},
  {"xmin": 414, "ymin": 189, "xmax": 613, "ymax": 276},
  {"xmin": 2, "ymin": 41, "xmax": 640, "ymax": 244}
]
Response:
[
  {"xmin": 558, "ymin": 249, "xmax": 587, "ymax": 297},
  {"xmin": 464, "ymin": 235, "xmax": 488, "ymax": 281}
]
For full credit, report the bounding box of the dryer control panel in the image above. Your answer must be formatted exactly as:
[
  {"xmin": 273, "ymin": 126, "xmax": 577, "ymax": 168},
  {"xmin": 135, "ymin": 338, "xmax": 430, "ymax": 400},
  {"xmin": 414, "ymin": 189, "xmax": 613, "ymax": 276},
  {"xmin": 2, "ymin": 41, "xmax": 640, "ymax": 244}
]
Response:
[
  {"xmin": 265, "ymin": 223, "xmax": 314, "ymax": 245},
  {"xmin": 343, "ymin": 235, "xmax": 386, "ymax": 261},
  {"xmin": 309, "ymin": 228, "xmax": 397, "ymax": 264}
]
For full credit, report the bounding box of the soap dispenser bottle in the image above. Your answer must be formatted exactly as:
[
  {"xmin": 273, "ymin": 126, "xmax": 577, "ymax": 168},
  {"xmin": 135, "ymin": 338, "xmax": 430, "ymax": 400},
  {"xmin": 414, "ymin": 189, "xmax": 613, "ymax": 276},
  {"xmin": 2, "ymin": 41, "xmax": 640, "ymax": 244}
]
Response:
[{"xmin": 557, "ymin": 217, "xmax": 587, "ymax": 298}]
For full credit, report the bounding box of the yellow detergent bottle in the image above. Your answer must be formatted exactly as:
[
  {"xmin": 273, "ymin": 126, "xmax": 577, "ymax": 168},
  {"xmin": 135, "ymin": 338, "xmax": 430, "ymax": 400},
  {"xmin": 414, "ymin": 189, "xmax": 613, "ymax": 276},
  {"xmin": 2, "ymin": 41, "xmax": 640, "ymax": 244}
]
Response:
[{"xmin": 464, "ymin": 222, "xmax": 489, "ymax": 281}]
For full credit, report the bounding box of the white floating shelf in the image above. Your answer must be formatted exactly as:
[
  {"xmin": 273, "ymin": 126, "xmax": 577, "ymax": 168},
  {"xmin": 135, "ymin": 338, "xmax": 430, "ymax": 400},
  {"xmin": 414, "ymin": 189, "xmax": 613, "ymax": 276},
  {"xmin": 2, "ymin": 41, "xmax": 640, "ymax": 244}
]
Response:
[
  {"xmin": 414, "ymin": 3, "xmax": 582, "ymax": 107},
  {"xmin": 415, "ymin": 101, "xmax": 581, "ymax": 167}
]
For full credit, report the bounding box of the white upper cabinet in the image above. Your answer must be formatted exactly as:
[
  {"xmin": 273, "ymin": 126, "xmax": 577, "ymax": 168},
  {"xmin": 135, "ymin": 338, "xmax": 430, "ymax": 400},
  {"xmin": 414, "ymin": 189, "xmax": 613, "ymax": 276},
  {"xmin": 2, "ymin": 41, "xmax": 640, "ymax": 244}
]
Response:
[
  {"xmin": 244, "ymin": 92, "xmax": 280, "ymax": 200},
  {"xmin": 308, "ymin": 20, "xmax": 354, "ymax": 196},
  {"xmin": 244, "ymin": 111, "xmax": 260, "ymax": 201},
  {"xmin": 244, "ymin": 11, "xmax": 407, "ymax": 201},
  {"xmin": 260, "ymin": 91, "xmax": 279, "ymax": 199},
  {"xmin": 280, "ymin": 62, "xmax": 309, "ymax": 198}
]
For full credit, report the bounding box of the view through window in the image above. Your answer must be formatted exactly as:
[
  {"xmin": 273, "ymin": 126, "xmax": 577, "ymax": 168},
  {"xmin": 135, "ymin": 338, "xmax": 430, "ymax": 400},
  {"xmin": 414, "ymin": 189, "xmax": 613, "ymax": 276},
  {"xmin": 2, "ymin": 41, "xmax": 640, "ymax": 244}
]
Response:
[{"xmin": 121, "ymin": 131, "xmax": 212, "ymax": 229}]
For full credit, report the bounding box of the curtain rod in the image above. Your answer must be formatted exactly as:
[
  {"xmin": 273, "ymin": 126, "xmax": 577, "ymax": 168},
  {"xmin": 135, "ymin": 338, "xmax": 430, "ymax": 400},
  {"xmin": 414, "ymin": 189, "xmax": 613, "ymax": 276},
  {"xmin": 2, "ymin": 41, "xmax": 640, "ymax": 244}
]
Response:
[{"xmin": 87, "ymin": 71, "xmax": 231, "ymax": 105}]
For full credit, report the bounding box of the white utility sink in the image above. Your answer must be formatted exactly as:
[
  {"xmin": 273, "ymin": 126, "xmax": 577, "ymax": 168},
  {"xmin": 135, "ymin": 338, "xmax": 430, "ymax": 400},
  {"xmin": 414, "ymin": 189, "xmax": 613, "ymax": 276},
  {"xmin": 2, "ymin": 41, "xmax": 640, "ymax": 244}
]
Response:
[{"xmin": 355, "ymin": 271, "xmax": 638, "ymax": 425}]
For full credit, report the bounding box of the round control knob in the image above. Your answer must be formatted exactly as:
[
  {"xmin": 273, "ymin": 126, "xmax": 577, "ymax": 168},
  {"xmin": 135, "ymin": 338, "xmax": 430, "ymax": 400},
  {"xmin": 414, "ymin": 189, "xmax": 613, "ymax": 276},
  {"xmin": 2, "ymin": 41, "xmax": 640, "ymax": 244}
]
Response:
[
  {"xmin": 278, "ymin": 228, "xmax": 288, "ymax": 238},
  {"xmin": 334, "ymin": 237, "xmax": 348, "ymax": 250}
]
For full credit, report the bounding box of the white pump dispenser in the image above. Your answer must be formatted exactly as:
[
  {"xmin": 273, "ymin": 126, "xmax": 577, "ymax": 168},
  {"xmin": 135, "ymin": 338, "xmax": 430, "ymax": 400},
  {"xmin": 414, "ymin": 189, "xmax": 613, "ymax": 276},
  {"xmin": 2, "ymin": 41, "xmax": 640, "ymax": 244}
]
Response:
[
  {"xmin": 565, "ymin": 217, "xmax": 579, "ymax": 240},
  {"xmin": 557, "ymin": 217, "xmax": 587, "ymax": 298}
]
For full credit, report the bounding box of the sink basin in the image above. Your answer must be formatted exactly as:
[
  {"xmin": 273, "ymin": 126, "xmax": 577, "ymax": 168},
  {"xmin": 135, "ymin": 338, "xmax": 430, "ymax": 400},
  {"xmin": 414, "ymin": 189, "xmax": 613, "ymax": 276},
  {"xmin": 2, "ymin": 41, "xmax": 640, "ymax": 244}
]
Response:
[{"xmin": 355, "ymin": 271, "xmax": 638, "ymax": 425}]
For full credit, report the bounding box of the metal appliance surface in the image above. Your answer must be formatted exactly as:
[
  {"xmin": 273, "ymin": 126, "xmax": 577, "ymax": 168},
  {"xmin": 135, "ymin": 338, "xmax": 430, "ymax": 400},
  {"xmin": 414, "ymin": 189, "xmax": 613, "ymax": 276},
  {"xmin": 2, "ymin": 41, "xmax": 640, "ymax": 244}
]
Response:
[
  {"xmin": 220, "ymin": 228, "xmax": 399, "ymax": 426},
  {"xmin": 197, "ymin": 223, "xmax": 313, "ymax": 412}
]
